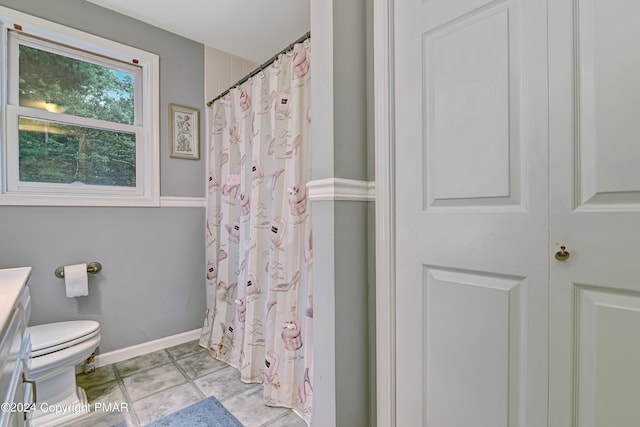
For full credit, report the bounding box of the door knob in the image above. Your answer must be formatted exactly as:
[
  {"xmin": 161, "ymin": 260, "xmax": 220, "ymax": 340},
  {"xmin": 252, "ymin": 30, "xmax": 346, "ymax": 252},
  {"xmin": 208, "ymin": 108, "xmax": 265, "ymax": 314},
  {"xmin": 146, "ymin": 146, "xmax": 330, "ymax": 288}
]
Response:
[{"xmin": 554, "ymin": 246, "xmax": 570, "ymax": 261}]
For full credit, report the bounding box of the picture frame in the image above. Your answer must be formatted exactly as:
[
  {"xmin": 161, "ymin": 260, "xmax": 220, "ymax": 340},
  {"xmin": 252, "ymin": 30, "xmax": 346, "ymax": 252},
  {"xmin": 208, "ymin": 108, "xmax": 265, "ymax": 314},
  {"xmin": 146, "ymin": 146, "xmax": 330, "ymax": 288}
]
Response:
[{"xmin": 169, "ymin": 104, "xmax": 200, "ymax": 160}]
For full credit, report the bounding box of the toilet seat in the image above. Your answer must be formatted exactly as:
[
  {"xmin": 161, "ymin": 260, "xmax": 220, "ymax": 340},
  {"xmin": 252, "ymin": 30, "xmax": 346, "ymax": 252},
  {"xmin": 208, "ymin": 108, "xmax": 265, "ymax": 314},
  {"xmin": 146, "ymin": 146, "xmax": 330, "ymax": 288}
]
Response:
[{"xmin": 29, "ymin": 320, "xmax": 100, "ymax": 357}]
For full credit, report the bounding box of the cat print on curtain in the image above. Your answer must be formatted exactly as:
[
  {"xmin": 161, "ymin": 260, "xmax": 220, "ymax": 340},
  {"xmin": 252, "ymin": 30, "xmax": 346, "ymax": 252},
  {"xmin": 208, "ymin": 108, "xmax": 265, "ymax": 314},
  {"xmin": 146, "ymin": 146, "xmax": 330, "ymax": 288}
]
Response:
[{"xmin": 200, "ymin": 39, "xmax": 313, "ymax": 425}]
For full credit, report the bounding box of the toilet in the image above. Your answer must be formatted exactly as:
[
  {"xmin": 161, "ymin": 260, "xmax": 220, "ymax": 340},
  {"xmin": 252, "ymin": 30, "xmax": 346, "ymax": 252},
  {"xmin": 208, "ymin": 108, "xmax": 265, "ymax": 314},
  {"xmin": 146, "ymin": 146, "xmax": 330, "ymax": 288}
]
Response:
[{"xmin": 27, "ymin": 320, "xmax": 101, "ymax": 427}]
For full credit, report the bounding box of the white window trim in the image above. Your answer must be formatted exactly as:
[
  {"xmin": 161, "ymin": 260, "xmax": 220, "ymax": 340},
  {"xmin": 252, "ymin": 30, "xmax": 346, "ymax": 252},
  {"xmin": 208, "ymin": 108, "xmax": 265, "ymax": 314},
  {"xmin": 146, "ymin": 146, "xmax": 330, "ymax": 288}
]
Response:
[{"xmin": 0, "ymin": 6, "xmax": 159, "ymax": 207}]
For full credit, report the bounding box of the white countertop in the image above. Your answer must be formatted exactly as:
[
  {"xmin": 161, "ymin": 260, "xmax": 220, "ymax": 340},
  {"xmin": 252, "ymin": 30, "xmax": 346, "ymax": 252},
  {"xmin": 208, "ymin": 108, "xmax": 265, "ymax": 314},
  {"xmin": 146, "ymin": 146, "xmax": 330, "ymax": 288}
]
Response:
[{"xmin": 0, "ymin": 267, "xmax": 31, "ymax": 332}]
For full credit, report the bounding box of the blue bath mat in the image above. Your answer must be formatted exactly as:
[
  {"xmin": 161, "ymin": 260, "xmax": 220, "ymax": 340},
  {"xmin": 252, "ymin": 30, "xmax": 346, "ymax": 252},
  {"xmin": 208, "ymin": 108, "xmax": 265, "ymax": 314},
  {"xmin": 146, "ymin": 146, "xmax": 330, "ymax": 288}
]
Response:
[{"xmin": 145, "ymin": 396, "xmax": 244, "ymax": 427}]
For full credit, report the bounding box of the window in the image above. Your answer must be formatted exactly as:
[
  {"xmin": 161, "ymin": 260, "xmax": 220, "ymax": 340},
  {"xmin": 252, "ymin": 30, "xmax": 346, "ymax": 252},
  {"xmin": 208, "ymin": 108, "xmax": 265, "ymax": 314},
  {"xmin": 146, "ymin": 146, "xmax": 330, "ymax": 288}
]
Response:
[{"xmin": 0, "ymin": 7, "xmax": 159, "ymax": 206}]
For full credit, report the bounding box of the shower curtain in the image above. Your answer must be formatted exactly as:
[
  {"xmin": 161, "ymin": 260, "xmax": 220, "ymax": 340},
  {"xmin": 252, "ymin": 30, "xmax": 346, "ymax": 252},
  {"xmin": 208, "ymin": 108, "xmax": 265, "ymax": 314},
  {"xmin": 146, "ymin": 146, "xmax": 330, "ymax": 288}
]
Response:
[{"xmin": 200, "ymin": 39, "xmax": 313, "ymax": 424}]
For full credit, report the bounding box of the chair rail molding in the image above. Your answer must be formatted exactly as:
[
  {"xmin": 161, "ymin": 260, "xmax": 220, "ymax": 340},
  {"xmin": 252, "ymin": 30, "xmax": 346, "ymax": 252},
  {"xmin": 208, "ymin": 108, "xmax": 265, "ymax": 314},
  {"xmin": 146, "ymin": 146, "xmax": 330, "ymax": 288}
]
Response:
[
  {"xmin": 306, "ymin": 178, "xmax": 375, "ymax": 202},
  {"xmin": 159, "ymin": 196, "xmax": 206, "ymax": 208}
]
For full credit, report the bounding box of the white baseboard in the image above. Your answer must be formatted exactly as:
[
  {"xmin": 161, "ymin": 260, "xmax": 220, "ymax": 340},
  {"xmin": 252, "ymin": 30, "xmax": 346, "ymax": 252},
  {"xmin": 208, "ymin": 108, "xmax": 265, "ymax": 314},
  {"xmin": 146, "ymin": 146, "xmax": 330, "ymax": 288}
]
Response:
[{"xmin": 78, "ymin": 328, "xmax": 202, "ymax": 371}]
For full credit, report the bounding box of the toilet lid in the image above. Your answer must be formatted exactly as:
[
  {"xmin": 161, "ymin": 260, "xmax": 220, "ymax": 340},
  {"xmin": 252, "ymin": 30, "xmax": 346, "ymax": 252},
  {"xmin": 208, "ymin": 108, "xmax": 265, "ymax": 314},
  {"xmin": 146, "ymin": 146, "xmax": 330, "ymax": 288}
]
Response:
[{"xmin": 28, "ymin": 320, "xmax": 100, "ymax": 355}]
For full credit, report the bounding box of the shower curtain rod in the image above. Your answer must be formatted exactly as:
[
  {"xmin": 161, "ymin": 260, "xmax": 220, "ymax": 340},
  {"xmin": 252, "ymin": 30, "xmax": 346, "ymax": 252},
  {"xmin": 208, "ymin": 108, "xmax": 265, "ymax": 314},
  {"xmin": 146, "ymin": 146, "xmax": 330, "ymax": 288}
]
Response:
[{"xmin": 207, "ymin": 31, "xmax": 311, "ymax": 107}]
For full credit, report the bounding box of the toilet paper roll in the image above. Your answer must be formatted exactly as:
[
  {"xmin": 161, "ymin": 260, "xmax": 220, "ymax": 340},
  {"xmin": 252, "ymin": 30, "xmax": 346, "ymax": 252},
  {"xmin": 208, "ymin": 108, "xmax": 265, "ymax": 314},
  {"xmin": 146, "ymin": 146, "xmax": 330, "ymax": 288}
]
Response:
[{"xmin": 64, "ymin": 263, "xmax": 89, "ymax": 297}]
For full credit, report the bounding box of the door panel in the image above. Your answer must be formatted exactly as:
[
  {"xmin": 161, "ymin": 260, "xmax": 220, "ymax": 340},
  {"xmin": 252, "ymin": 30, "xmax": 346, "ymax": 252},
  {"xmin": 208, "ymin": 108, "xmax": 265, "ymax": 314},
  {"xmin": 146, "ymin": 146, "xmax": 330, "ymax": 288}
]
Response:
[
  {"xmin": 424, "ymin": 268, "xmax": 524, "ymax": 427},
  {"xmin": 425, "ymin": 9, "xmax": 518, "ymax": 207},
  {"xmin": 574, "ymin": 0, "xmax": 640, "ymax": 207},
  {"xmin": 549, "ymin": 0, "xmax": 640, "ymax": 425},
  {"xmin": 394, "ymin": 0, "xmax": 548, "ymax": 425},
  {"xmin": 576, "ymin": 287, "xmax": 640, "ymax": 426}
]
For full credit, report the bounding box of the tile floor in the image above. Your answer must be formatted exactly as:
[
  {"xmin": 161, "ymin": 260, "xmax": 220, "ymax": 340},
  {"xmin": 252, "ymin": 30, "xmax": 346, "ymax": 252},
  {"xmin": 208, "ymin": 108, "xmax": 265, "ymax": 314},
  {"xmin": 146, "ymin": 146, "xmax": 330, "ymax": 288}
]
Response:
[{"xmin": 65, "ymin": 340, "xmax": 307, "ymax": 427}]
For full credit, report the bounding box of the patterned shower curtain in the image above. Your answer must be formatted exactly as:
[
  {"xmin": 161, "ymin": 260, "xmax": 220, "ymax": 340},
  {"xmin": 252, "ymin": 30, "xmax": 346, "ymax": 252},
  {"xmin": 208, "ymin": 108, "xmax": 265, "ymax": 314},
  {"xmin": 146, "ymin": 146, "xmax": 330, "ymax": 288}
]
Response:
[{"xmin": 200, "ymin": 39, "xmax": 313, "ymax": 425}]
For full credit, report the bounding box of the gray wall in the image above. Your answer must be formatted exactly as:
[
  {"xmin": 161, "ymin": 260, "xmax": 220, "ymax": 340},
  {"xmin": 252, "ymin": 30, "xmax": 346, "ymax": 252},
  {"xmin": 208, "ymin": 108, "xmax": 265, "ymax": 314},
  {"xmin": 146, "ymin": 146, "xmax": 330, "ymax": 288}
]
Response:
[
  {"xmin": 310, "ymin": 0, "xmax": 373, "ymax": 425},
  {"xmin": 0, "ymin": 0, "xmax": 207, "ymax": 353},
  {"xmin": 204, "ymin": 47, "xmax": 257, "ymax": 104}
]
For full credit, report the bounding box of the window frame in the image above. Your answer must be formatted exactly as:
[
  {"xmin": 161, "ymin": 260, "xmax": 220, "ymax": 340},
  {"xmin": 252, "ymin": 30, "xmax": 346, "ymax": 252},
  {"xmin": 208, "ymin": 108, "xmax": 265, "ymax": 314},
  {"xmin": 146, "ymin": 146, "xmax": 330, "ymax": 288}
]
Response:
[{"xmin": 0, "ymin": 6, "xmax": 159, "ymax": 206}]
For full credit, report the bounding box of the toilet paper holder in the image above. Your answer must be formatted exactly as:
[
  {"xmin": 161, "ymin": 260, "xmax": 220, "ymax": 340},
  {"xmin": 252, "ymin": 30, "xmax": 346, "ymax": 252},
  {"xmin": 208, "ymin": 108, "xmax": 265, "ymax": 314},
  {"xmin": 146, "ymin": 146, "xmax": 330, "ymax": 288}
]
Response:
[{"xmin": 54, "ymin": 262, "xmax": 102, "ymax": 279}]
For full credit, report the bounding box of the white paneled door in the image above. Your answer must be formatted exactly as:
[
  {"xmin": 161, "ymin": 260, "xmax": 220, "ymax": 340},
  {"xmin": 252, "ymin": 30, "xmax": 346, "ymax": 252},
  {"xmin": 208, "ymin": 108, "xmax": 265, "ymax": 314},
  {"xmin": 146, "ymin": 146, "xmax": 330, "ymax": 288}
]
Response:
[
  {"xmin": 548, "ymin": 0, "xmax": 640, "ymax": 425},
  {"xmin": 393, "ymin": 0, "xmax": 549, "ymax": 425},
  {"xmin": 392, "ymin": 0, "xmax": 640, "ymax": 425}
]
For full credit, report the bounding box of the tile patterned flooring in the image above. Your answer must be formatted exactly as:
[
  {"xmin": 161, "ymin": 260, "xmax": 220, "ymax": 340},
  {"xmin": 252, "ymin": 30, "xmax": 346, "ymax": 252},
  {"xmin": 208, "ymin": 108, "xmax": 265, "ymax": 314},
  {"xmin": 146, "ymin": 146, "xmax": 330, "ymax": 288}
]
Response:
[{"xmin": 66, "ymin": 340, "xmax": 307, "ymax": 427}]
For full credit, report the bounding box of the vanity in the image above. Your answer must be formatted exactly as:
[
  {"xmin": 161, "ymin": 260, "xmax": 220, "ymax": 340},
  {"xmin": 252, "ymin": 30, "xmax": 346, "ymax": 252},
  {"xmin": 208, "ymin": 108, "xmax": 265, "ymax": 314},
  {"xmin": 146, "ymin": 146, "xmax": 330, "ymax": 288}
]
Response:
[{"xmin": 0, "ymin": 267, "xmax": 34, "ymax": 427}]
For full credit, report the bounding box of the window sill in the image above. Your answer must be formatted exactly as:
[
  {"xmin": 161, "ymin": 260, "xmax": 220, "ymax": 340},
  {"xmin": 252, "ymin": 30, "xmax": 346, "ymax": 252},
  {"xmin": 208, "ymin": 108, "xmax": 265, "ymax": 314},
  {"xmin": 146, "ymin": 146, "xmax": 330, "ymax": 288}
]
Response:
[{"xmin": 0, "ymin": 193, "xmax": 160, "ymax": 207}]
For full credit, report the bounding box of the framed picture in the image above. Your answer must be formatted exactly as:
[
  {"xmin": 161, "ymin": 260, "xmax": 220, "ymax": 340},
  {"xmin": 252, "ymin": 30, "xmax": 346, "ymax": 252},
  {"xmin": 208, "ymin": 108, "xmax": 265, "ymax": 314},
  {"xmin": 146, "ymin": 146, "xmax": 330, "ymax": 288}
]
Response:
[{"xmin": 169, "ymin": 104, "xmax": 200, "ymax": 160}]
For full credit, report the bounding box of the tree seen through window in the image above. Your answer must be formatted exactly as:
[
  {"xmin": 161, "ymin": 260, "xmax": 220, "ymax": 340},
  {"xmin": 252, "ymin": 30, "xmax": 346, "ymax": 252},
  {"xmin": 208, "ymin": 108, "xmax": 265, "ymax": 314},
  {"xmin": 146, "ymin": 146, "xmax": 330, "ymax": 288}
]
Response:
[{"xmin": 18, "ymin": 45, "xmax": 136, "ymax": 186}]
